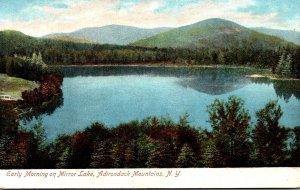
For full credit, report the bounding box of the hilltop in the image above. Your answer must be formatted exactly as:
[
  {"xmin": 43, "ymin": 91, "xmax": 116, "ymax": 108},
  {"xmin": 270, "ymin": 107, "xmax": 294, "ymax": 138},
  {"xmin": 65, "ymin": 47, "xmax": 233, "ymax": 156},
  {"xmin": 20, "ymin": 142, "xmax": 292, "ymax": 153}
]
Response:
[
  {"xmin": 43, "ymin": 25, "xmax": 172, "ymax": 45},
  {"xmin": 131, "ymin": 18, "xmax": 293, "ymax": 49}
]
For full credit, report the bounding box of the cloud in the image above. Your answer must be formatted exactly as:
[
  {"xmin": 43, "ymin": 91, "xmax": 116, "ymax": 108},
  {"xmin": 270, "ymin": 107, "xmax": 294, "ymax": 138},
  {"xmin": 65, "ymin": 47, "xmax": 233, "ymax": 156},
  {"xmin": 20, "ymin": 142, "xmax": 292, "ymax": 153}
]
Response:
[{"xmin": 0, "ymin": 0, "xmax": 299, "ymax": 37}]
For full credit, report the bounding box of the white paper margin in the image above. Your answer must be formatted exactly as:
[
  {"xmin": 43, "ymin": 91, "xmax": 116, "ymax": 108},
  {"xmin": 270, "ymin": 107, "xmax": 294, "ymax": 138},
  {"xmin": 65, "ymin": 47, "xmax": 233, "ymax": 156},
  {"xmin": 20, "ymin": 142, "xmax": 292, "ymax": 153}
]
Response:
[{"xmin": 1, "ymin": 167, "xmax": 300, "ymax": 188}]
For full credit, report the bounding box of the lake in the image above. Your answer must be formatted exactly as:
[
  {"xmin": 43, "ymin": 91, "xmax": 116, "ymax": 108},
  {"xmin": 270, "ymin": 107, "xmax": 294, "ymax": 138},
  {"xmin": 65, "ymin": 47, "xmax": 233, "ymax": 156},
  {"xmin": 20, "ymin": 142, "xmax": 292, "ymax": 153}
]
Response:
[{"xmin": 23, "ymin": 66, "xmax": 300, "ymax": 139}]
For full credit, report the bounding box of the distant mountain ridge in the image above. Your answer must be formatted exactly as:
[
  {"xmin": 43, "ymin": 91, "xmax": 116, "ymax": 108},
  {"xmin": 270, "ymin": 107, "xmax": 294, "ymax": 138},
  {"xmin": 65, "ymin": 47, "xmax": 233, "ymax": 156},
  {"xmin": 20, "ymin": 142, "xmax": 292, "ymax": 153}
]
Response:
[
  {"xmin": 42, "ymin": 19, "xmax": 300, "ymax": 48},
  {"xmin": 131, "ymin": 18, "xmax": 293, "ymax": 49},
  {"xmin": 252, "ymin": 27, "xmax": 300, "ymax": 45},
  {"xmin": 43, "ymin": 25, "xmax": 172, "ymax": 45}
]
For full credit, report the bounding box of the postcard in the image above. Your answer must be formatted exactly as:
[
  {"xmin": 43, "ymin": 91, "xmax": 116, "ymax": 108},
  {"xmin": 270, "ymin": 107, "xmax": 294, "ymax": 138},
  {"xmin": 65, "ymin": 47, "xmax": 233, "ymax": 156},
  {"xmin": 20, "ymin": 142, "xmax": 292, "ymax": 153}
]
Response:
[{"xmin": 0, "ymin": 0, "xmax": 300, "ymax": 188}]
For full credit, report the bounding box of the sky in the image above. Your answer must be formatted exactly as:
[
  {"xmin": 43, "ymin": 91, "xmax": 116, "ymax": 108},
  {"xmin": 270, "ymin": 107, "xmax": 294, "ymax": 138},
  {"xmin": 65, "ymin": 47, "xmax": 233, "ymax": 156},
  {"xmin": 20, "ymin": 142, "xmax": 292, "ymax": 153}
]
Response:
[{"xmin": 0, "ymin": 0, "xmax": 299, "ymax": 37}]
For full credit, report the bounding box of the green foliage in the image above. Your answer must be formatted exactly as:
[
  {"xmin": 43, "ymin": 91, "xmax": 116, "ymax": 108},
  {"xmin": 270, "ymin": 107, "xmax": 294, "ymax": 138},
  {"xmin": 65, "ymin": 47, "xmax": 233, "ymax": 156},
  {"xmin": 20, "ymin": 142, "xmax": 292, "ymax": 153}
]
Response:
[
  {"xmin": 175, "ymin": 144, "xmax": 197, "ymax": 167},
  {"xmin": 178, "ymin": 113, "xmax": 190, "ymax": 127},
  {"xmin": 4, "ymin": 53, "xmax": 55, "ymax": 81},
  {"xmin": 276, "ymin": 53, "xmax": 292, "ymax": 77},
  {"xmin": 201, "ymin": 138, "xmax": 217, "ymax": 167},
  {"xmin": 32, "ymin": 119, "xmax": 46, "ymax": 149},
  {"xmin": 51, "ymin": 135, "xmax": 72, "ymax": 168},
  {"xmin": 207, "ymin": 96, "xmax": 251, "ymax": 167},
  {"xmin": 252, "ymin": 101, "xmax": 289, "ymax": 166},
  {"xmin": 90, "ymin": 142, "xmax": 112, "ymax": 168}
]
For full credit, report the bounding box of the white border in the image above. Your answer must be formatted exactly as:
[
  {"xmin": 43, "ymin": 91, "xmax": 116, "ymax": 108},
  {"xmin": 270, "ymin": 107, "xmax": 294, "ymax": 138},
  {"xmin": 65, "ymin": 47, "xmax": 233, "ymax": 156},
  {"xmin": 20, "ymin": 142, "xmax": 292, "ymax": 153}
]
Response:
[{"xmin": 1, "ymin": 168, "xmax": 300, "ymax": 188}]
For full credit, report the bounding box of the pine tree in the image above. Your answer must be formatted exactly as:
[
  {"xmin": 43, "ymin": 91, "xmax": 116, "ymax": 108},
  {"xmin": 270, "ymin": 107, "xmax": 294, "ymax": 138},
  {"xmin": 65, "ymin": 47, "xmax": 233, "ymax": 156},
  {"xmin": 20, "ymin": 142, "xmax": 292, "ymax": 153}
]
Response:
[
  {"xmin": 175, "ymin": 144, "xmax": 196, "ymax": 167},
  {"xmin": 31, "ymin": 52, "xmax": 38, "ymax": 64},
  {"xmin": 90, "ymin": 142, "xmax": 112, "ymax": 168},
  {"xmin": 282, "ymin": 54, "xmax": 292, "ymax": 77},
  {"xmin": 218, "ymin": 51, "xmax": 225, "ymax": 64},
  {"xmin": 202, "ymin": 139, "xmax": 217, "ymax": 167},
  {"xmin": 276, "ymin": 53, "xmax": 292, "ymax": 77},
  {"xmin": 37, "ymin": 52, "xmax": 45, "ymax": 65},
  {"xmin": 56, "ymin": 147, "xmax": 71, "ymax": 168}
]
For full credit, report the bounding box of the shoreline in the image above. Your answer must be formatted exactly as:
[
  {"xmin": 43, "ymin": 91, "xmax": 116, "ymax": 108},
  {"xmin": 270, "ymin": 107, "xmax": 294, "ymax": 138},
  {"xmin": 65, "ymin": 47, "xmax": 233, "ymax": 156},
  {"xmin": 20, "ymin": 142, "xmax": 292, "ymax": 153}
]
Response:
[
  {"xmin": 245, "ymin": 74, "xmax": 300, "ymax": 81},
  {"xmin": 50, "ymin": 63, "xmax": 264, "ymax": 70},
  {"xmin": 52, "ymin": 64, "xmax": 300, "ymax": 81}
]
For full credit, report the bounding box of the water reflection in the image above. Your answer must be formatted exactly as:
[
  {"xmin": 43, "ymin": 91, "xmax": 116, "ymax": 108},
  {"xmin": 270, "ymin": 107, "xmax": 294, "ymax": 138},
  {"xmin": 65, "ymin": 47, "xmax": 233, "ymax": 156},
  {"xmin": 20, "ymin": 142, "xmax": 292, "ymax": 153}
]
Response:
[
  {"xmin": 18, "ymin": 66, "xmax": 300, "ymax": 139},
  {"xmin": 60, "ymin": 65, "xmax": 300, "ymax": 99},
  {"xmin": 177, "ymin": 75, "xmax": 251, "ymax": 95},
  {"xmin": 59, "ymin": 66, "xmax": 260, "ymax": 78},
  {"xmin": 251, "ymin": 78, "xmax": 300, "ymax": 102},
  {"xmin": 60, "ymin": 66, "xmax": 256, "ymax": 95},
  {"xmin": 19, "ymin": 94, "xmax": 64, "ymax": 123}
]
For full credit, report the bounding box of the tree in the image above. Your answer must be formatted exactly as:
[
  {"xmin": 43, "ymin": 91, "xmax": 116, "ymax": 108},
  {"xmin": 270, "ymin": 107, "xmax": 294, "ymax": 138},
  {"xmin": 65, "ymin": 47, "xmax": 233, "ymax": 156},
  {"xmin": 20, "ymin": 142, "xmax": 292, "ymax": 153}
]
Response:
[
  {"xmin": 252, "ymin": 101, "xmax": 289, "ymax": 166},
  {"xmin": 282, "ymin": 54, "xmax": 292, "ymax": 77},
  {"xmin": 178, "ymin": 113, "xmax": 190, "ymax": 128},
  {"xmin": 31, "ymin": 52, "xmax": 38, "ymax": 64},
  {"xmin": 37, "ymin": 52, "xmax": 46, "ymax": 65},
  {"xmin": 146, "ymin": 142, "xmax": 175, "ymax": 168},
  {"xmin": 175, "ymin": 144, "xmax": 196, "ymax": 167},
  {"xmin": 218, "ymin": 50, "xmax": 226, "ymax": 64},
  {"xmin": 275, "ymin": 53, "xmax": 292, "ymax": 77},
  {"xmin": 90, "ymin": 142, "xmax": 112, "ymax": 168},
  {"xmin": 52, "ymin": 135, "xmax": 72, "ymax": 168},
  {"xmin": 207, "ymin": 96, "xmax": 251, "ymax": 167}
]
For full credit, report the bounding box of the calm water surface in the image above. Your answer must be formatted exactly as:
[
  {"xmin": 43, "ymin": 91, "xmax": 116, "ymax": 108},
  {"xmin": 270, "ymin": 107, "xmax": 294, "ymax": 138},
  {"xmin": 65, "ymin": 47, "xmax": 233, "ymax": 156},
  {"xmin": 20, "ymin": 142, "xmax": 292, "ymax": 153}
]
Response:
[{"xmin": 23, "ymin": 66, "xmax": 300, "ymax": 139}]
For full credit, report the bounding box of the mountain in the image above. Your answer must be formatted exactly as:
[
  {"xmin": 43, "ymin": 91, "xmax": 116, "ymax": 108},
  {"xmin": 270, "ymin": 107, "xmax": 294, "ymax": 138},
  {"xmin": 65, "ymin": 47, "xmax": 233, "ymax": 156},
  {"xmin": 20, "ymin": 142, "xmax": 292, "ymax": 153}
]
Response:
[
  {"xmin": 131, "ymin": 18, "xmax": 293, "ymax": 49},
  {"xmin": 50, "ymin": 36, "xmax": 94, "ymax": 44},
  {"xmin": 252, "ymin": 27, "xmax": 300, "ymax": 45},
  {"xmin": 43, "ymin": 25, "xmax": 172, "ymax": 45}
]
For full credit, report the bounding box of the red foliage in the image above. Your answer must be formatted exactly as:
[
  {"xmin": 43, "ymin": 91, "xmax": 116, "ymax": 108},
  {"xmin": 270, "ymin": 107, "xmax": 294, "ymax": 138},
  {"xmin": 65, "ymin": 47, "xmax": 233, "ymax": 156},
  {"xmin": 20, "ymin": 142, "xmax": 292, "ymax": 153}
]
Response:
[
  {"xmin": 71, "ymin": 132, "xmax": 93, "ymax": 153},
  {"xmin": 148, "ymin": 126, "xmax": 179, "ymax": 143},
  {"xmin": 6, "ymin": 132, "xmax": 33, "ymax": 166},
  {"xmin": 21, "ymin": 73, "xmax": 63, "ymax": 106}
]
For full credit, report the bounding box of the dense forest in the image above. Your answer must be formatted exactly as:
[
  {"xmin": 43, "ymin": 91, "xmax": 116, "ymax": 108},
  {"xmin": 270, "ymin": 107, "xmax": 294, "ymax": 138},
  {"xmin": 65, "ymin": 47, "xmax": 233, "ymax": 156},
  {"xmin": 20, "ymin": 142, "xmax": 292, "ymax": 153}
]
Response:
[
  {"xmin": 0, "ymin": 96, "xmax": 299, "ymax": 168},
  {"xmin": 1, "ymin": 30, "xmax": 300, "ymax": 78}
]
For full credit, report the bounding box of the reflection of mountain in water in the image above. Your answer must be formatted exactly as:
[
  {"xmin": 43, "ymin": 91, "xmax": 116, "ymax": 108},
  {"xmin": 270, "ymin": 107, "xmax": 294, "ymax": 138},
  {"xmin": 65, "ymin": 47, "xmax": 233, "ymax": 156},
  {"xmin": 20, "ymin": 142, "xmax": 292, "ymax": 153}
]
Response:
[
  {"xmin": 177, "ymin": 73, "xmax": 251, "ymax": 95},
  {"xmin": 59, "ymin": 66, "xmax": 259, "ymax": 78},
  {"xmin": 251, "ymin": 78, "xmax": 300, "ymax": 101},
  {"xmin": 60, "ymin": 66, "xmax": 256, "ymax": 95}
]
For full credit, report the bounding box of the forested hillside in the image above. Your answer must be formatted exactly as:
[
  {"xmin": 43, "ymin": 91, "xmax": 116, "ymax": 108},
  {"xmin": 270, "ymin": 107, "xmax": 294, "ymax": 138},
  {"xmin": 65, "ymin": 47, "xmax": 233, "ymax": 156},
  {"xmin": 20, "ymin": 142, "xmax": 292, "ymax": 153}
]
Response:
[
  {"xmin": 1, "ymin": 26, "xmax": 300, "ymax": 78},
  {"xmin": 131, "ymin": 18, "xmax": 294, "ymax": 49}
]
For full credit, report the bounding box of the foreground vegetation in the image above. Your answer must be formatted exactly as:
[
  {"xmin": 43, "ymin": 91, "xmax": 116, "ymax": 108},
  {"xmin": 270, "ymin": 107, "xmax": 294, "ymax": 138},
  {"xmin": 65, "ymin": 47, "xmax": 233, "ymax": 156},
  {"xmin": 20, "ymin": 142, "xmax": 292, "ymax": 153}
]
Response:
[{"xmin": 0, "ymin": 96, "xmax": 299, "ymax": 168}]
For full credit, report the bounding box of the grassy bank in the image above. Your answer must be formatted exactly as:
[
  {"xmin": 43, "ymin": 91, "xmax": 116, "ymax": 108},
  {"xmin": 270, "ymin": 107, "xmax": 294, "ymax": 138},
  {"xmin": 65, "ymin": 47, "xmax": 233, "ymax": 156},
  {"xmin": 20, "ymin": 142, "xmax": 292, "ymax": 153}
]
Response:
[{"xmin": 0, "ymin": 74, "xmax": 39, "ymax": 99}]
